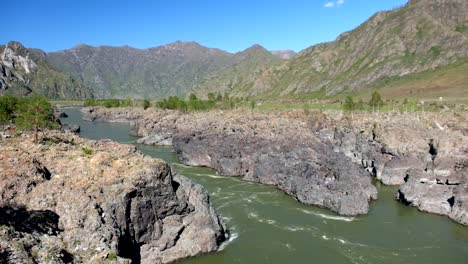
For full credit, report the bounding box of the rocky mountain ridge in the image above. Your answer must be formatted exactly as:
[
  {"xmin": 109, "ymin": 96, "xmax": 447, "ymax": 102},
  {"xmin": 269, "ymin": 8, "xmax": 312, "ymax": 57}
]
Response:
[
  {"xmin": 194, "ymin": 0, "xmax": 468, "ymax": 98},
  {"xmin": 0, "ymin": 42, "xmax": 93, "ymax": 99}
]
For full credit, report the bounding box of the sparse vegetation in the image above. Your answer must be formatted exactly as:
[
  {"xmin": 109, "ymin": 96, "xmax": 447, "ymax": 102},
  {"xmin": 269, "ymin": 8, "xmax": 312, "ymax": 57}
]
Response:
[
  {"xmin": 429, "ymin": 46, "xmax": 442, "ymax": 57},
  {"xmin": 106, "ymin": 251, "xmax": 117, "ymax": 260},
  {"xmin": 455, "ymin": 24, "xmax": 467, "ymax": 33},
  {"xmin": 82, "ymin": 148, "xmax": 93, "ymax": 155}
]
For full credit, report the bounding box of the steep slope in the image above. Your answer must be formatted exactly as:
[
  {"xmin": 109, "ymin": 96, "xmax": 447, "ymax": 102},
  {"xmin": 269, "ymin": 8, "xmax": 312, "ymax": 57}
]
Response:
[
  {"xmin": 0, "ymin": 42, "xmax": 93, "ymax": 99},
  {"xmin": 46, "ymin": 42, "xmax": 236, "ymax": 98},
  {"xmin": 275, "ymin": 0, "xmax": 468, "ymax": 96},
  {"xmin": 192, "ymin": 44, "xmax": 283, "ymax": 97},
  {"xmin": 196, "ymin": 0, "xmax": 468, "ymax": 99}
]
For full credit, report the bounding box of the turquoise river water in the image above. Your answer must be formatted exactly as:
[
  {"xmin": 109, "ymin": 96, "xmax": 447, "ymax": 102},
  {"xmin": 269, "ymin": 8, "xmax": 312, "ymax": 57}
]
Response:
[{"xmin": 63, "ymin": 108, "xmax": 468, "ymax": 264}]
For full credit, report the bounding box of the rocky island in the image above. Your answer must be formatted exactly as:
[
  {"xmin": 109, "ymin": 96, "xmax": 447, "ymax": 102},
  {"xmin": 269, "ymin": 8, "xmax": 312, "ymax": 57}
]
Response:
[
  {"xmin": 83, "ymin": 107, "xmax": 468, "ymax": 225},
  {"xmin": 0, "ymin": 132, "xmax": 226, "ymax": 263}
]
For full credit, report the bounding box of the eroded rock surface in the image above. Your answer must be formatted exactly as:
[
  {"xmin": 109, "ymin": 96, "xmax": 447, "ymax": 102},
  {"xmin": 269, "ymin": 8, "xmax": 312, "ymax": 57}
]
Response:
[
  {"xmin": 82, "ymin": 107, "xmax": 468, "ymax": 225},
  {"xmin": 83, "ymin": 107, "xmax": 378, "ymax": 216},
  {"xmin": 0, "ymin": 132, "xmax": 225, "ymax": 263}
]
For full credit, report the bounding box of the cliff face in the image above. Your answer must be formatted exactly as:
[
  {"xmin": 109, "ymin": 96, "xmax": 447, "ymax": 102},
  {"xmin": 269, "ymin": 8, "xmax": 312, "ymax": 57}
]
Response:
[
  {"xmin": 0, "ymin": 132, "xmax": 225, "ymax": 263},
  {"xmin": 0, "ymin": 42, "xmax": 93, "ymax": 99},
  {"xmin": 81, "ymin": 107, "xmax": 468, "ymax": 225}
]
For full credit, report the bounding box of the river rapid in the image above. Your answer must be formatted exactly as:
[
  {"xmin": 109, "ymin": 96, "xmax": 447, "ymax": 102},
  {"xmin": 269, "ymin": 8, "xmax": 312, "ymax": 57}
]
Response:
[{"xmin": 63, "ymin": 107, "xmax": 468, "ymax": 264}]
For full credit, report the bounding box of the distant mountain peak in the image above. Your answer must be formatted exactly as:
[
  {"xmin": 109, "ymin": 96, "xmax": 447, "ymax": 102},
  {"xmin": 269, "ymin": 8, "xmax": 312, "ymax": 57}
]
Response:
[{"xmin": 271, "ymin": 50, "xmax": 297, "ymax": 59}]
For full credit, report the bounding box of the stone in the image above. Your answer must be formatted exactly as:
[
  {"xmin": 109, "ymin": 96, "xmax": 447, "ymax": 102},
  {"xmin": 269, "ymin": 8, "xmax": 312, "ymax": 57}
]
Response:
[{"xmin": 0, "ymin": 132, "xmax": 226, "ymax": 263}]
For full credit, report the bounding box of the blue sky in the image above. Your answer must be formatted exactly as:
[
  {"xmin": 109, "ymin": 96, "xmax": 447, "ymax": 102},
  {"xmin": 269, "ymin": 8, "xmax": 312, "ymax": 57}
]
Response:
[{"xmin": 2, "ymin": 0, "xmax": 408, "ymax": 53}]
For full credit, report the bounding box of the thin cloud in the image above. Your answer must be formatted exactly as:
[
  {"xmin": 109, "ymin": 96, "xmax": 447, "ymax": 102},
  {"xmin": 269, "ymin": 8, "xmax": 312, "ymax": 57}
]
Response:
[{"xmin": 324, "ymin": 0, "xmax": 345, "ymax": 8}]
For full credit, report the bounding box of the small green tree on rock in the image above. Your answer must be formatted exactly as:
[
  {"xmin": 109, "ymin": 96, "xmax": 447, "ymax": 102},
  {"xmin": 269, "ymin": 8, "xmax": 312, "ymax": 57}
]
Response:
[{"xmin": 15, "ymin": 96, "xmax": 58, "ymax": 143}]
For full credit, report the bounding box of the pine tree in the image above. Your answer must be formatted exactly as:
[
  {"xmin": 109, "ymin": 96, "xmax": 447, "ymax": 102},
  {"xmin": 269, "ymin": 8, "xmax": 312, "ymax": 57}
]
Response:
[
  {"xmin": 15, "ymin": 96, "xmax": 58, "ymax": 143},
  {"xmin": 368, "ymin": 91, "xmax": 384, "ymax": 112}
]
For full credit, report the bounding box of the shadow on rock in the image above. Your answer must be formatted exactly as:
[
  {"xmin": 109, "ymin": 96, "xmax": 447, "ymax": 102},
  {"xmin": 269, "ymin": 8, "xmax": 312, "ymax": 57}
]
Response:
[{"xmin": 0, "ymin": 207, "xmax": 60, "ymax": 235}]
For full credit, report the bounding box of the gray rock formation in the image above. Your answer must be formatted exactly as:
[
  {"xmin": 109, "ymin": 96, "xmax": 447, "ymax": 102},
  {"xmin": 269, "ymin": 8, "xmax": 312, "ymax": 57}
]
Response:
[
  {"xmin": 81, "ymin": 107, "xmax": 468, "ymax": 225},
  {"xmin": 0, "ymin": 133, "xmax": 226, "ymax": 263},
  {"xmin": 83, "ymin": 107, "xmax": 378, "ymax": 216}
]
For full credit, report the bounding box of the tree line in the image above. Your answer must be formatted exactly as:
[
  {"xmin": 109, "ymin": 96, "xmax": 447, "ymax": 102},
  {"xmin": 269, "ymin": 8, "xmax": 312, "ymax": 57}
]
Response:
[{"xmin": 84, "ymin": 93, "xmax": 254, "ymax": 112}]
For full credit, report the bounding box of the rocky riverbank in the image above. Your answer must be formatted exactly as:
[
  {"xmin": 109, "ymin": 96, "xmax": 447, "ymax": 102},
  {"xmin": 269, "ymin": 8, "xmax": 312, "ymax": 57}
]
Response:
[
  {"xmin": 82, "ymin": 107, "xmax": 468, "ymax": 225},
  {"xmin": 0, "ymin": 132, "xmax": 226, "ymax": 263}
]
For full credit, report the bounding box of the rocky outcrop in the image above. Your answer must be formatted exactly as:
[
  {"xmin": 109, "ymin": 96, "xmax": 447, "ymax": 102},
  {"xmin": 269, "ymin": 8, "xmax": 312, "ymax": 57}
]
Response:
[
  {"xmin": 83, "ymin": 107, "xmax": 378, "ymax": 216},
  {"xmin": 328, "ymin": 111, "xmax": 468, "ymax": 225},
  {"xmin": 82, "ymin": 107, "xmax": 468, "ymax": 225},
  {"xmin": 0, "ymin": 132, "xmax": 226, "ymax": 263}
]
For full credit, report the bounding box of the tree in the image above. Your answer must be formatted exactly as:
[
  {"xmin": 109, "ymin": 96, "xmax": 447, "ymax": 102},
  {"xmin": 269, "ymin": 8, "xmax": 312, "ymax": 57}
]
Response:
[
  {"xmin": 343, "ymin": 96, "xmax": 355, "ymax": 111},
  {"xmin": 368, "ymin": 91, "xmax": 384, "ymax": 112},
  {"xmin": 0, "ymin": 95, "xmax": 19, "ymax": 124},
  {"xmin": 142, "ymin": 99, "xmax": 151, "ymax": 110},
  {"xmin": 15, "ymin": 96, "xmax": 58, "ymax": 143},
  {"xmin": 250, "ymin": 100, "xmax": 256, "ymax": 112}
]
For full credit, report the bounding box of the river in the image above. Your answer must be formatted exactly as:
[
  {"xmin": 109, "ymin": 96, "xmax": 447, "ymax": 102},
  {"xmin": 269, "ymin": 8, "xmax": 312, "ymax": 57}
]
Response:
[{"xmin": 62, "ymin": 107, "xmax": 468, "ymax": 264}]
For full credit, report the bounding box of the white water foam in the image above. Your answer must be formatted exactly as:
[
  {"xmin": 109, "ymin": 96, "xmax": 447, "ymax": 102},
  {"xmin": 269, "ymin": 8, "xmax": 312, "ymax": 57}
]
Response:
[
  {"xmin": 195, "ymin": 173, "xmax": 226, "ymax": 179},
  {"xmin": 218, "ymin": 232, "xmax": 239, "ymax": 251},
  {"xmin": 299, "ymin": 209, "xmax": 356, "ymax": 222}
]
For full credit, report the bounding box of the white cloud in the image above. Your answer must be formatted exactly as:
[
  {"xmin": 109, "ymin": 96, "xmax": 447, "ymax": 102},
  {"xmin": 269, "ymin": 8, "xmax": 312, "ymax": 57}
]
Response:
[{"xmin": 324, "ymin": 0, "xmax": 345, "ymax": 8}]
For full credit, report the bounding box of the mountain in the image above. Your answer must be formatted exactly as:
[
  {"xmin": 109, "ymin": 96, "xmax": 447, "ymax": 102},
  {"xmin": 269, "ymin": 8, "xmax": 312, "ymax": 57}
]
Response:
[
  {"xmin": 271, "ymin": 50, "xmax": 296, "ymax": 59},
  {"xmin": 2, "ymin": 0, "xmax": 466, "ymax": 101},
  {"xmin": 0, "ymin": 42, "xmax": 93, "ymax": 99},
  {"xmin": 192, "ymin": 44, "xmax": 283, "ymax": 97},
  {"xmin": 45, "ymin": 41, "xmax": 238, "ymax": 98},
  {"xmin": 195, "ymin": 0, "xmax": 468, "ymax": 100}
]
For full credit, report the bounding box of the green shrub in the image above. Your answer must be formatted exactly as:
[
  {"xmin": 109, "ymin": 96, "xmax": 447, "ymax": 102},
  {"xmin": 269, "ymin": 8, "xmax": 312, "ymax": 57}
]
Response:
[
  {"xmin": 106, "ymin": 252, "xmax": 117, "ymax": 260},
  {"xmin": 82, "ymin": 148, "xmax": 93, "ymax": 155},
  {"xmin": 142, "ymin": 99, "xmax": 151, "ymax": 110}
]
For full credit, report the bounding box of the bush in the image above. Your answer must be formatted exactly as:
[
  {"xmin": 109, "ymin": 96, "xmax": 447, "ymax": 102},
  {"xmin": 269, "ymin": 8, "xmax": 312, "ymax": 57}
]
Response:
[
  {"xmin": 82, "ymin": 148, "xmax": 93, "ymax": 155},
  {"xmin": 142, "ymin": 99, "xmax": 151, "ymax": 110},
  {"xmin": 0, "ymin": 95, "xmax": 19, "ymax": 124}
]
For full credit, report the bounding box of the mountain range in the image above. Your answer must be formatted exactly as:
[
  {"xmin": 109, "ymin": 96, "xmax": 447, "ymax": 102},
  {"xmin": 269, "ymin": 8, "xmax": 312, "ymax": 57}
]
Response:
[{"xmin": 1, "ymin": 0, "xmax": 467, "ymax": 101}]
